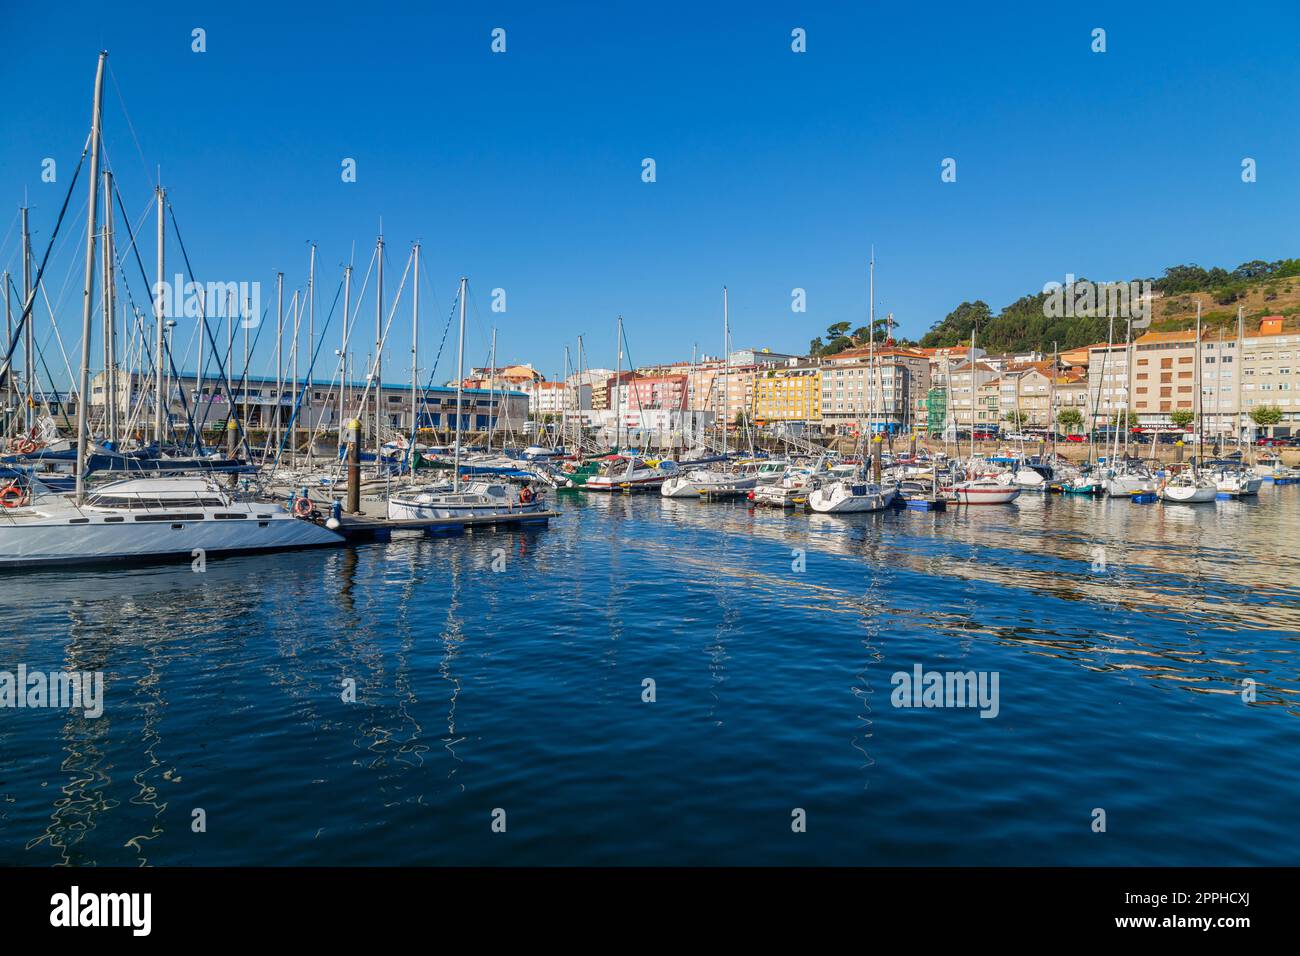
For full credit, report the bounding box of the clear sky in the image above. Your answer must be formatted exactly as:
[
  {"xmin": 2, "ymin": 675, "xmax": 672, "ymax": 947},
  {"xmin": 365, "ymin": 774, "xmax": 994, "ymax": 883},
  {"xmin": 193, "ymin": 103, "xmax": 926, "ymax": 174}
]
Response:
[{"xmin": 1, "ymin": 1, "xmax": 1297, "ymax": 387}]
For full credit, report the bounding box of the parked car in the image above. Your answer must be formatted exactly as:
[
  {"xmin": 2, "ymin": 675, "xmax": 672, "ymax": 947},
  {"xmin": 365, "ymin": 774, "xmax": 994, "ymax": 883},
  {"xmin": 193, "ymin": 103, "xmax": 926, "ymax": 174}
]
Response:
[
  {"xmin": 972, "ymin": 430, "xmax": 998, "ymax": 440},
  {"xmin": 1064, "ymin": 433, "xmax": 1086, "ymax": 443},
  {"xmin": 1255, "ymin": 437, "xmax": 1285, "ymax": 446}
]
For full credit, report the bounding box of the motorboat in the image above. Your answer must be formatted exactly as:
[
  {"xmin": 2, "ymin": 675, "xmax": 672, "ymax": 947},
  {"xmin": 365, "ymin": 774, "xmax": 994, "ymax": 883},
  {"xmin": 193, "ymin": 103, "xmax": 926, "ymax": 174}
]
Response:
[
  {"xmin": 582, "ymin": 456, "xmax": 679, "ymax": 492},
  {"xmin": 807, "ymin": 478, "xmax": 896, "ymax": 513},
  {"xmin": 387, "ymin": 480, "xmax": 545, "ymax": 519}
]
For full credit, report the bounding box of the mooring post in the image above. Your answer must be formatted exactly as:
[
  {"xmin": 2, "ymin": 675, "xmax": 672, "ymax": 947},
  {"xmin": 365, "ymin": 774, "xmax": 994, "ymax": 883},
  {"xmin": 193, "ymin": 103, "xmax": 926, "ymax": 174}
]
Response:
[{"xmin": 347, "ymin": 418, "xmax": 362, "ymax": 514}]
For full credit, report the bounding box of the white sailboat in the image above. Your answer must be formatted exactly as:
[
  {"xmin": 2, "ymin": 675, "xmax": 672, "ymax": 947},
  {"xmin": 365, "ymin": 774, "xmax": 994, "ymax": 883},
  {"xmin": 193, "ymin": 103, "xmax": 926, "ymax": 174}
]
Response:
[
  {"xmin": 1159, "ymin": 471, "xmax": 1218, "ymax": 503},
  {"xmin": 0, "ymin": 475, "xmax": 341, "ymax": 568},
  {"xmin": 387, "ymin": 278, "xmax": 546, "ymax": 520},
  {"xmin": 0, "ymin": 54, "xmax": 343, "ymax": 569}
]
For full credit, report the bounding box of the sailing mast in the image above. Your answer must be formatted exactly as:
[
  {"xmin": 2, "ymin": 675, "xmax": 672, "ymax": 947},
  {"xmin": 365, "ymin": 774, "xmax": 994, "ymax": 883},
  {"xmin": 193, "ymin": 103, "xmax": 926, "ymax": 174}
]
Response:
[
  {"xmin": 21, "ymin": 204, "xmax": 32, "ymax": 434},
  {"xmin": 613, "ymin": 315, "xmax": 623, "ymax": 454},
  {"xmin": 1195, "ymin": 299, "xmax": 1204, "ymax": 469},
  {"xmin": 274, "ymin": 273, "xmax": 283, "ymax": 457},
  {"xmin": 373, "ymin": 231, "xmax": 384, "ymax": 476},
  {"xmin": 153, "ymin": 183, "xmax": 165, "ymax": 445},
  {"xmin": 101, "ymin": 169, "xmax": 118, "ymax": 444},
  {"xmin": 452, "ymin": 277, "xmax": 467, "ymax": 492},
  {"xmin": 74, "ymin": 52, "xmax": 107, "ymax": 504},
  {"xmin": 409, "ymin": 242, "xmax": 419, "ymax": 474},
  {"xmin": 306, "ymin": 241, "xmax": 316, "ymax": 465},
  {"xmin": 722, "ymin": 287, "xmax": 729, "ymax": 458}
]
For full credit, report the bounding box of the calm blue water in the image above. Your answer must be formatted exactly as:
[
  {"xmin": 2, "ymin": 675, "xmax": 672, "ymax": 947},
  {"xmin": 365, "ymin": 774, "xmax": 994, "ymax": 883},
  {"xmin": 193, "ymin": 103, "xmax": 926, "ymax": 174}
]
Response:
[{"xmin": 2, "ymin": 486, "xmax": 1299, "ymax": 866}]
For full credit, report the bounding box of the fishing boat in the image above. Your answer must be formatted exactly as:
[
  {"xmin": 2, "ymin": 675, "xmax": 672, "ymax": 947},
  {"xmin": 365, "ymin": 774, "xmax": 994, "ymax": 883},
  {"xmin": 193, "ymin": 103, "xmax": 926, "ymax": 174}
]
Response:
[
  {"xmin": 583, "ymin": 455, "xmax": 678, "ymax": 492},
  {"xmin": 0, "ymin": 475, "xmax": 342, "ymax": 569}
]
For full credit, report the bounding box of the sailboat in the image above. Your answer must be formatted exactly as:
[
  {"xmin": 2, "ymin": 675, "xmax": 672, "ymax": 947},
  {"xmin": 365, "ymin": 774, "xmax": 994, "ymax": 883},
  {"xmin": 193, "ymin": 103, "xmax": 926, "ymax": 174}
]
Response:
[
  {"xmin": 387, "ymin": 278, "xmax": 545, "ymax": 520},
  {"xmin": 1159, "ymin": 301, "xmax": 1218, "ymax": 505},
  {"xmin": 0, "ymin": 53, "xmax": 344, "ymax": 569},
  {"xmin": 808, "ymin": 254, "xmax": 896, "ymax": 514}
]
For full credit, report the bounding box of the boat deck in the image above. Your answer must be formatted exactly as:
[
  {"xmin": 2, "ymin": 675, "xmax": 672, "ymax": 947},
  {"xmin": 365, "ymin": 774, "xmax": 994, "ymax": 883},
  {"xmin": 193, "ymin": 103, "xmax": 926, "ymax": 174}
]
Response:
[{"xmin": 333, "ymin": 510, "xmax": 559, "ymax": 541}]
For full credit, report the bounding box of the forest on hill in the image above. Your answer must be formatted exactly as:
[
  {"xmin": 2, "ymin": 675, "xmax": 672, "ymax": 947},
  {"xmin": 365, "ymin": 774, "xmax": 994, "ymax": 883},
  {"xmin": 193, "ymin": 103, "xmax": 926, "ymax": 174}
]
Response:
[
  {"xmin": 810, "ymin": 259, "xmax": 1300, "ymax": 358},
  {"xmin": 915, "ymin": 259, "xmax": 1300, "ymax": 354}
]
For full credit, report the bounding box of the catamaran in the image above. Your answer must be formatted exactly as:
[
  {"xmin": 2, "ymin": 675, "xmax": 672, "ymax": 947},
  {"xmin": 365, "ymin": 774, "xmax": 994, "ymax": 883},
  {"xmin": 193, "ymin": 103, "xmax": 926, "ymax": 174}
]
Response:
[{"xmin": 0, "ymin": 474, "xmax": 342, "ymax": 568}]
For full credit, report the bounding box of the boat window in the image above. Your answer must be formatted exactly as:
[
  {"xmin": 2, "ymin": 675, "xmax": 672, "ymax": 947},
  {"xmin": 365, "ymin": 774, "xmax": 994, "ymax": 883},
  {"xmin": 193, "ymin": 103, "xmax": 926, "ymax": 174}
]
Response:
[
  {"xmin": 134, "ymin": 513, "xmax": 206, "ymax": 522},
  {"xmin": 213, "ymin": 513, "xmax": 248, "ymax": 519}
]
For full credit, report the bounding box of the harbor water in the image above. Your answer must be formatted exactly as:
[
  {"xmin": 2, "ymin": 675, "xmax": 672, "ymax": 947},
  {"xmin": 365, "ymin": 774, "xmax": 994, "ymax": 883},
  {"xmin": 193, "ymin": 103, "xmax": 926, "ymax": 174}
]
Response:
[{"xmin": 2, "ymin": 486, "xmax": 1298, "ymax": 865}]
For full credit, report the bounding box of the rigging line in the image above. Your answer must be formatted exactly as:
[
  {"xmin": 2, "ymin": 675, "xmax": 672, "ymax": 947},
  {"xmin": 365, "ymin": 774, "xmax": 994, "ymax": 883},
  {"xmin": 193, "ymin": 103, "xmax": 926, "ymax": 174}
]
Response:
[
  {"xmin": 268, "ymin": 273, "xmax": 352, "ymax": 472},
  {"xmin": 167, "ymin": 201, "xmax": 249, "ymax": 452},
  {"xmin": 399, "ymin": 291, "xmax": 459, "ymax": 471},
  {"xmin": 0, "ymin": 206, "xmax": 21, "ymax": 273},
  {"xmin": 7, "ymin": 274, "xmax": 75, "ymax": 434},
  {"xmin": 0, "ymin": 130, "xmax": 89, "ymax": 385},
  {"xmin": 274, "ymin": 277, "xmax": 343, "ymax": 460},
  {"xmin": 106, "ymin": 62, "xmax": 155, "ymax": 190}
]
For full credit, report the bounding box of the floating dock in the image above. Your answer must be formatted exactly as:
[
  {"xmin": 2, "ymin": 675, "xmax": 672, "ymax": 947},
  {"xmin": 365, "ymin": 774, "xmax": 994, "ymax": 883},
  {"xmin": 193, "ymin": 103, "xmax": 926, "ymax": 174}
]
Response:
[{"xmin": 333, "ymin": 510, "xmax": 558, "ymax": 542}]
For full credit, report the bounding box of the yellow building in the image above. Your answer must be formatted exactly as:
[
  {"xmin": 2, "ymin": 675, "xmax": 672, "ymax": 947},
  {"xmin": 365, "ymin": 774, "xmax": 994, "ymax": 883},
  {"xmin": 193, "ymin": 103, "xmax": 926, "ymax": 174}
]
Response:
[{"xmin": 752, "ymin": 365, "xmax": 822, "ymax": 424}]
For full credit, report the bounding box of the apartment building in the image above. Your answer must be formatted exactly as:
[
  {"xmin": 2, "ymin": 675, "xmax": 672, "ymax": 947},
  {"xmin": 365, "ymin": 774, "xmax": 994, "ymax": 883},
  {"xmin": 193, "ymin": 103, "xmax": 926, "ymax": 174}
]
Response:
[
  {"xmin": 819, "ymin": 348, "xmax": 931, "ymax": 433},
  {"xmin": 1241, "ymin": 315, "xmax": 1300, "ymax": 436},
  {"xmin": 752, "ymin": 364, "xmax": 822, "ymax": 425}
]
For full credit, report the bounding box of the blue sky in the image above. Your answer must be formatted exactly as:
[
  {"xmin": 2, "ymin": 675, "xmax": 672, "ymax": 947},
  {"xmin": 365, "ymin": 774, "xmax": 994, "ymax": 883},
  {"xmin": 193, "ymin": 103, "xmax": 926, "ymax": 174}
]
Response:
[{"xmin": 1, "ymin": 1, "xmax": 1297, "ymax": 386}]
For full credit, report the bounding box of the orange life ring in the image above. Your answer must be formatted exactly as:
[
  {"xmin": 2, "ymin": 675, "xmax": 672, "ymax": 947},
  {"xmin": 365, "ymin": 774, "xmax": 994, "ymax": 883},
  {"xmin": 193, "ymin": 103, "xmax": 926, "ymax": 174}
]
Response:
[
  {"xmin": 292, "ymin": 497, "xmax": 314, "ymax": 517},
  {"xmin": 0, "ymin": 484, "xmax": 28, "ymax": 508},
  {"xmin": 15, "ymin": 439, "xmax": 38, "ymax": 455},
  {"xmin": 519, "ymin": 487, "xmax": 535, "ymax": 505}
]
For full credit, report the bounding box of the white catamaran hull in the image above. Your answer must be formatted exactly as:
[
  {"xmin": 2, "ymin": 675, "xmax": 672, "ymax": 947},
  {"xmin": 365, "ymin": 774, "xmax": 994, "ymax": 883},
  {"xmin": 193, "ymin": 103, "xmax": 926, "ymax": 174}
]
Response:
[{"xmin": 0, "ymin": 509, "xmax": 341, "ymax": 568}]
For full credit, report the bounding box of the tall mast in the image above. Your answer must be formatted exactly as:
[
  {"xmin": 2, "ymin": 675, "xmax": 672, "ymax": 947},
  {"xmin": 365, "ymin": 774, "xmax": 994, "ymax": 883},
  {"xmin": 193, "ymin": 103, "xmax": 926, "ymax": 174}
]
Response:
[
  {"xmin": 75, "ymin": 52, "xmax": 106, "ymax": 504},
  {"xmin": 722, "ymin": 286, "xmax": 729, "ymax": 458},
  {"xmin": 868, "ymin": 248, "xmax": 875, "ymax": 444},
  {"xmin": 561, "ymin": 345, "xmax": 570, "ymax": 450},
  {"xmin": 153, "ymin": 183, "xmax": 165, "ymax": 445},
  {"xmin": 274, "ymin": 272, "xmax": 283, "ymax": 455},
  {"xmin": 452, "ymin": 277, "xmax": 466, "ymax": 492},
  {"xmin": 101, "ymin": 169, "xmax": 118, "ymax": 444},
  {"xmin": 1235, "ymin": 304, "xmax": 1245, "ymax": 449},
  {"xmin": 340, "ymin": 264, "xmax": 351, "ymax": 446},
  {"xmin": 613, "ymin": 315, "xmax": 623, "ymax": 453},
  {"xmin": 306, "ymin": 241, "xmax": 316, "ymax": 462},
  {"xmin": 21, "ymin": 204, "xmax": 31, "ymax": 433},
  {"xmin": 1195, "ymin": 299, "xmax": 1203, "ymax": 468},
  {"xmin": 409, "ymin": 242, "xmax": 420, "ymax": 474},
  {"xmin": 373, "ymin": 231, "xmax": 384, "ymax": 474},
  {"xmin": 968, "ymin": 328, "xmax": 976, "ymax": 465},
  {"xmin": 289, "ymin": 291, "xmax": 299, "ymax": 467},
  {"xmin": 3, "ymin": 270, "xmax": 10, "ymax": 437},
  {"xmin": 488, "ymin": 327, "xmax": 498, "ymax": 450}
]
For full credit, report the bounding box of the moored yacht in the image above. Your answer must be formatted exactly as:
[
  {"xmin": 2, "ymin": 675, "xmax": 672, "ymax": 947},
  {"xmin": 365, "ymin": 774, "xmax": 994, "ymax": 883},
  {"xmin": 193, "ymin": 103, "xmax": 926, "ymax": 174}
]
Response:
[
  {"xmin": 387, "ymin": 480, "xmax": 545, "ymax": 520},
  {"xmin": 0, "ymin": 475, "xmax": 343, "ymax": 569}
]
